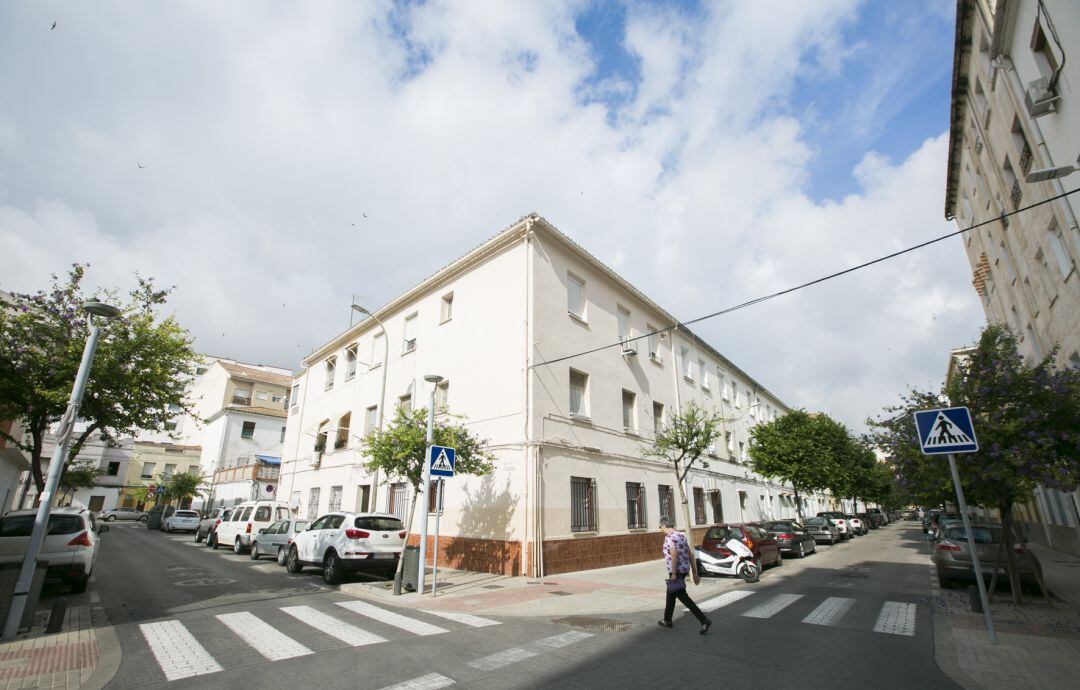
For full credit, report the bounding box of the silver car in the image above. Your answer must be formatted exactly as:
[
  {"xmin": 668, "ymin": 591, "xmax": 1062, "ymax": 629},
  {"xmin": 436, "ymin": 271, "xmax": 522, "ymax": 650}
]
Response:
[
  {"xmin": 250, "ymin": 518, "xmax": 309, "ymax": 564},
  {"xmin": 98, "ymin": 507, "xmax": 145, "ymax": 522},
  {"xmin": 932, "ymin": 523, "xmax": 1042, "ymax": 588},
  {"xmin": 803, "ymin": 516, "xmax": 841, "ymax": 545}
]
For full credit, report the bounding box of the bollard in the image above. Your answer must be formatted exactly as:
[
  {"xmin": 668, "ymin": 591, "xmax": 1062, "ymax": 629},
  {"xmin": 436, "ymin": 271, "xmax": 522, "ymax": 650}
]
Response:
[
  {"xmin": 967, "ymin": 585, "xmax": 983, "ymax": 613},
  {"xmin": 46, "ymin": 597, "xmax": 67, "ymax": 634}
]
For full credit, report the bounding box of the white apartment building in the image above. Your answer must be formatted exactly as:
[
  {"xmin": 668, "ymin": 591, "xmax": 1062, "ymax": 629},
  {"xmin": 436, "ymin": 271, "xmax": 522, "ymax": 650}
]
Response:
[
  {"xmin": 281, "ymin": 214, "xmax": 838, "ymax": 577},
  {"xmin": 945, "ymin": 0, "xmax": 1080, "ymax": 554},
  {"xmin": 13, "ymin": 425, "xmax": 133, "ymax": 513}
]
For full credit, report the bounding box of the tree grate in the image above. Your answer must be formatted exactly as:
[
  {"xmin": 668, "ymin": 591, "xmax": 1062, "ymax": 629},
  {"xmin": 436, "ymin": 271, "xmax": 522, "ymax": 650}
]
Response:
[{"xmin": 551, "ymin": 615, "xmax": 633, "ymax": 631}]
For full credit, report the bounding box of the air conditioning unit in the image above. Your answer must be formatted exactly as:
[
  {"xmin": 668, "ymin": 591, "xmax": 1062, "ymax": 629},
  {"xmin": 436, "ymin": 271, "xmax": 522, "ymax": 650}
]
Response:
[{"xmin": 1025, "ymin": 78, "xmax": 1060, "ymax": 118}]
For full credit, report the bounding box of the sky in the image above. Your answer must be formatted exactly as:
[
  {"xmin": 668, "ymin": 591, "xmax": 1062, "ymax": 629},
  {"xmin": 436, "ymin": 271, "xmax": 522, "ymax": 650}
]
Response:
[{"xmin": 0, "ymin": 0, "xmax": 983, "ymax": 433}]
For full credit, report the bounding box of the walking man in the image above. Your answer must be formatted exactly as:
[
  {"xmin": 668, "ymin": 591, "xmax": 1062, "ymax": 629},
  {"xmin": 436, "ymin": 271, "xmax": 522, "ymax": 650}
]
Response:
[{"xmin": 658, "ymin": 516, "xmax": 712, "ymax": 634}]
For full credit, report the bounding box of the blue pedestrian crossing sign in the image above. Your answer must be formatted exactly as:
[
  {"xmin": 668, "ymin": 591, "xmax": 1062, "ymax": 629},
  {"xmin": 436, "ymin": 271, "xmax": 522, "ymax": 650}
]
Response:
[
  {"xmin": 155, "ymin": 485, "xmax": 167, "ymax": 495},
  {"xmin": 914, "ymin": 406, "xmax": 978, "ymax": 455},
  {"xmin": 428, "ymin": 445, "xmax": 456, "ymax": 477}
]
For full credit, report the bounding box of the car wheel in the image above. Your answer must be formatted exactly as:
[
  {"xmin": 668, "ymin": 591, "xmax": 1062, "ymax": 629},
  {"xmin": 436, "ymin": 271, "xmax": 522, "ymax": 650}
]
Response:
[
  {"xmin": 250, "ymin": 542, "xmax": 261, "ymax": 561},
  {"xmin": 70, "ymin": 577, "xmax": 89, "ymax": 594},
  {"xmin": 234, "ymin": 537, "xmax": 245, "ymax": 555},
  {"xmin": 938, "ymin": 574, "xmax": 953, "ymax": 589},
  {"xmin": 830, "ymin": 537, "xmax": 836, "ymax": 546},
  {"xmin": 797, "ymin": 543, "xmax": 805, "ymax": 558},
  {"xmin": 323, "ymin": 551, "xmax": 344, "ymax": 585},
  {"xmin": 195, "ymin": 529, "xmax": 203, "ymax": 543},
  {"xmin": 209, "ymin": 533, "xmax": 219, "ymax": 549},
  {"xmin": 774, "ymin": 551, "xmax": 783, "ymax": 567},
  {"xmin": 286, "ymin": 546, "xmax": 303, "ymax": 574},
  {"xmin": 106, "ymin": 515, "xmax": 116, "ymax": 522},
  {"xmin": 277, "ymin": 546, "xmax": 287, "ymax": 566}
]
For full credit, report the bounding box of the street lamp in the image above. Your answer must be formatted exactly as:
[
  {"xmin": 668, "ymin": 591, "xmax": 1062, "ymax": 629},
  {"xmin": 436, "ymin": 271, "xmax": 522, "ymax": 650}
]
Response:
[
  {"xmin": 3, "ymin": 300, "xmax": 120, "ymax": 638},
  {"xmin": 416, "ymin": 374, "xmax": 443, "ymax": 595}
]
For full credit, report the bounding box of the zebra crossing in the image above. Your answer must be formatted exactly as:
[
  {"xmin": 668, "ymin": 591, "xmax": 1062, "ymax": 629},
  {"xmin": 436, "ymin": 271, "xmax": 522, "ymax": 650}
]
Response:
[{"xmin": 693, "ymin": 590, "xmax": 921, "ymax": 636}]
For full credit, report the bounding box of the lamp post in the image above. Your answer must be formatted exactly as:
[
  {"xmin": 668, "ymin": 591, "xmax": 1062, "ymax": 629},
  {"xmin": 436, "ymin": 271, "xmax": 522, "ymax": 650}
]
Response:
[
  {"xmin": 417, "ymin": 374, "xmax": 443, "ymax": 595},
  {"xmin": 3, "ymin": 300, "xmax": 120, "ymax": 639},
  {"xmin": 351, "ymin": 305, "xmax": 389, "ymax": 510}
]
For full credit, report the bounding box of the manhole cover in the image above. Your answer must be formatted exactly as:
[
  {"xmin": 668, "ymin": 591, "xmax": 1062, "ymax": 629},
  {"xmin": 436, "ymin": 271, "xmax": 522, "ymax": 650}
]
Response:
[
  {"xmin": 551, "ymin": 616, "xmax": 632, "ymax": 632},
  {"xmin": 548, "ymin": 591, "xmax": 573, "ymax": 596}
]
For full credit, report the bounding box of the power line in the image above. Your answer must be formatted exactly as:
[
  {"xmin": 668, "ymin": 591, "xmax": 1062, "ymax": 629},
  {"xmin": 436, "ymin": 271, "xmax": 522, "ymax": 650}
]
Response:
[{"xmin": 532, "ymin": 186, "xmax": 1080, "ymax": 369}]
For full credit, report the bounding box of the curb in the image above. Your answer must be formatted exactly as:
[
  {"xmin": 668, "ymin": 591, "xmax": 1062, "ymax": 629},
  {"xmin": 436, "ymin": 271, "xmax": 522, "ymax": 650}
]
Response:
[{"xmin": 81, "ymin": 624, "xmax": 121, "ymax": 690}]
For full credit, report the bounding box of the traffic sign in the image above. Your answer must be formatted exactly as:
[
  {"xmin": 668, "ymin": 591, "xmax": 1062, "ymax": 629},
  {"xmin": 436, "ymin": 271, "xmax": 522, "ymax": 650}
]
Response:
[
  {"xmin": 156, "ymin": 485, "xmax": 167, "ymax": 495},
  {"xmin": 146, "ymin": 484, "xmax": 156, "ymax": 495},
  {"xmin": 914, "ymin": 406, "xmax": 978, "ymax": 455},
  {"xmin": 428, "ymin": 445, "xmax": 456, "ymax": 477}
]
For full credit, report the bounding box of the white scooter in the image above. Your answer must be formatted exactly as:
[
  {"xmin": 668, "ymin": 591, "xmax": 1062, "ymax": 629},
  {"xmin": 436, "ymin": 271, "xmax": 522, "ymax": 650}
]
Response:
[{"xmin": 695, "ymin": 538, "xmax": 760, "ymax": 583}]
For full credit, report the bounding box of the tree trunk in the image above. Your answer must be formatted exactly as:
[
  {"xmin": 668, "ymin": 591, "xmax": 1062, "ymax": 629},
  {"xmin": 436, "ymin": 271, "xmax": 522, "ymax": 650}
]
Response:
[
  {"xmin": 30, "ymin": 429, "xmax": 45, "ymax": 494},
  {"xmin": 986, "ymin": 536, "xmax": 1006, "ymax": 604},
  {"xmin": 793, "ymin": 487, "xmax": 803, "ymax": 522},
  {"xmin": 391, "ymin": 482, "xmax": 423, "ymax": 590},
  {"xmin": 1000, "ymin": 505, "xmax": 1024, "ymax": 605},
  {"xmin": 673, "ymin": 459, "xmax": 699, "ymax": 579}
]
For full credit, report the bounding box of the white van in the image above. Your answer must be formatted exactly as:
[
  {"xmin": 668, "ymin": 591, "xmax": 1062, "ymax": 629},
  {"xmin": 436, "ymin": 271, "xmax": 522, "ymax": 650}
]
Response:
[{"xmin": 212, "ymin": 500, "xmax": 291, "ymax": 554}]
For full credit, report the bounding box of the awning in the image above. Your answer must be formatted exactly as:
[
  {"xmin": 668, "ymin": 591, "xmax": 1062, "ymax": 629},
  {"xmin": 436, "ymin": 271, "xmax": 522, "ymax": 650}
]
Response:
[{"xmin": 255, "ymin": 454, "xmax": 281, "ymax": 466}]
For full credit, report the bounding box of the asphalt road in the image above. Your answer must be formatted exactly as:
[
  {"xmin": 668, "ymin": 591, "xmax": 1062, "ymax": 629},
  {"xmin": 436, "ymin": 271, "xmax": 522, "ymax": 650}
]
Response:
[{"xmin": 91, "ymin": 520, "xmax": 957, "ymax": 689}]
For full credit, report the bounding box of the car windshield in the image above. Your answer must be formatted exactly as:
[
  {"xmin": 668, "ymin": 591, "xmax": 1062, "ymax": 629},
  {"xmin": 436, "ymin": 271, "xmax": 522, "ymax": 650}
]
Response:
[
  {"xmin": 354, "ymin": 516, "xmax": 403, "ymax": 531},
  {"xmin": 945, "ymin": 526, "xmax": 1001, "ymax": 544},
  {"xmin": 0, "ymin": 514, "xmax": 84, "ymax": 537}
]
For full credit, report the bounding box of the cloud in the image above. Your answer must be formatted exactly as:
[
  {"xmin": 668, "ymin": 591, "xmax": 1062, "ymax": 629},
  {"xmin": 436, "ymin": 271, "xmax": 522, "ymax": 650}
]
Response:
[{"xmin": 0, "ymin": 1, "xmax": 980, "ymax": 431}]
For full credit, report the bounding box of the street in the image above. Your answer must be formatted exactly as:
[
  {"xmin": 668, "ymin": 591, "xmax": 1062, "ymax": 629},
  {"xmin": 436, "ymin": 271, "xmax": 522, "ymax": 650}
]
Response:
[{"xmin": 85, "ymin": 521, "xmax": 958, "ymax": 689}]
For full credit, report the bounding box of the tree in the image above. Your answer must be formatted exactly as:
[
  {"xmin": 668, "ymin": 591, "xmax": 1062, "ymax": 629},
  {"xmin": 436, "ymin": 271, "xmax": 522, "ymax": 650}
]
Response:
[
  {"xmin": 870, "ymin": 325, "xmax": 1080, "ymax": 603},
  {"xmin": 57, "ymin": 459, "xmax": 103, "ymax": 506},
  {"xmin": 644, "ymin": 401, "xmax": 723, "ymax": 542},
  {"xmin": 165, "ymin": 471, "xmax": 205, "ymax": 509},
  {"xmin": 748, "ymin": 410, "xmax": 851, "ymax": 522},
  {"xmin": 0, "ymin": 265, "xmax": 199, "ymax": 499},
  {"xmin": 361, "ymin": 405, "xmax": 495, "ymax": 589}
]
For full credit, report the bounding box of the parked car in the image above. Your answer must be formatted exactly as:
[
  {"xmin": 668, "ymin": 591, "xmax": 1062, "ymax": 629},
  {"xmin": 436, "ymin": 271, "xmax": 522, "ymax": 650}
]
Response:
[
  {"xmin": 858, "ymin": 512, "xmax": 880, "ymax": 530},
  {"xmin": 761, "ymin": 521, "xmax": 817, "ymax": 558},
  {"xmin": 250, "ymin": 518, "xmax": 309, "ymax": 564},
  {"xmin": 145, "ymin": 504, "xmax": 175, "ymax": 529},
  {"xmin": 286, "ymin": 512, "xmax": 405, "ymax": 584},
  {"xmin": 699, "ymin": 523, "xmax": 783, "ymax": 569},
  {"xmin": 214, "ymin": 500, "xmax": 292, "ymax": 554},
  {"xmin": 196, "ymin": 507, "xmax": 231, "ymax": 543},
  {"xmin": 868, "ymin": 507, "xmax": 887, "ymax": 526},
  {"xmin": 817, "ymin": 512, "xmax": 852, "ymax": 540},
  {"xmin": 163, "ymin": 509, "xmax": 201, "ymax": 533},
  {"xmin": 98, "ymin": 507, "xmax": 145, "ymax": 522},
  {"xmin": 844, "ymin": 514, "xmax": 866, "ymax": 536},
  {"xmin": 0, "ymin": 507, "xmax": 109, "ymax": 593},
  {"xmin": 802, "ymin": 516, "xmax": 841, "ymax": 545},
  {"xmin": 932, "ymin": 523, "xmax": 1043, "ymax": 589}
]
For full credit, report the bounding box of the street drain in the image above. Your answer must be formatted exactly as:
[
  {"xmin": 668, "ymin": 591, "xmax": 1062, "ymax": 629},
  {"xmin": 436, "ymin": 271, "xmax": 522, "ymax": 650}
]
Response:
[
  {"xmin": 551, "ymin": 616, "xmax": 632, "ymax": 632},
  {"xmin": 548, "ymin": 591, "xmax": 573, "ymax": 596}
]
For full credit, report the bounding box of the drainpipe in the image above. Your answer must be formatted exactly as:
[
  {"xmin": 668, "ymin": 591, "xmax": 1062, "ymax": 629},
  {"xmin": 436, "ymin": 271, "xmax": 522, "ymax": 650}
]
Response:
[{"xmin": 521, "ymin": 219, "xmax": 541, "ymax": 578}]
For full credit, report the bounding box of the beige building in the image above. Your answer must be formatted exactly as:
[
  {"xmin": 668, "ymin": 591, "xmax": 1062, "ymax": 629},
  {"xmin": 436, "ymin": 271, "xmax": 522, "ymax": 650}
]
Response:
[
  {"xmin": 945, "ymin": 0, "xmax": 1080, "ymax": 553},
  {"xmin": 119, "ymin": 442, "xmax": 202, "ymax": 510}
]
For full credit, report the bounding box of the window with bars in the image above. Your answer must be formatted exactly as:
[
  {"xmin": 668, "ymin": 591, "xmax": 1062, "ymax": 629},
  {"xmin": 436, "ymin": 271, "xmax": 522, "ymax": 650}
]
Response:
[
  {"xmin": 658, "ymin": 485, "xmax": 675, "ymax": 521},
  {"xmin": 626, "ymin": 482, "xmax": 646, "ymax": 529},
  {"xmin": 709, "ymin": 491, "xmax": 723, "ymax": 523},
  {"xmin": 571, "ymin": 477, "xmax": 596, "ymax": 532},
  {"xmin": 388, "ymin": 482, "xmax": 408, "ymax": 520},
  {"xmin": 693, "ymin": 487, "xmax": 706, "ymax": 524},
  {"xmin": 427, "ymin": 479, "xmax": 445, "ymax": 513},
  {"xmin": 328, "ymin": 486, "xmax": 342, "ymax": 512},
  {"xmin": 307, "ymin": 487, "xmax": 321, "ymax": 520}
]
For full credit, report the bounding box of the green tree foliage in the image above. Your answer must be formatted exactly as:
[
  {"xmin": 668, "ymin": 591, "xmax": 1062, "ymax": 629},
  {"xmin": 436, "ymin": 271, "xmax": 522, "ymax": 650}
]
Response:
[
  {"xmin": 165, "ymin": 471, "xmax": 205, "ymax": 506},
  {"xmin": 0, "ymin": 265, "xmax": 199, "ymax": 495},
  {"xmin": 644, "ymin": 401, "xmax": 723, "ymax": 536},
  {"xmin": 870, "ymin": 325, "xmax": 1080, "ymax": 602},
  {"xmin": 57, "ymin": 459, "xmax": 103, "ymax": 505},
  {"xmin": 748, "ymin": 409, "xmax": 855, "ymax": 521}
]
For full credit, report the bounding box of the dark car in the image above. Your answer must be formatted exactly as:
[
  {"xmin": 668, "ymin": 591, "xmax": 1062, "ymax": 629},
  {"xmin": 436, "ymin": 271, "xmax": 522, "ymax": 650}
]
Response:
[
  {"xmin": 700, "ymin": 523, "xmax": 783, "ymax": 569},
  {"xmin": 867, "ymin": 508, "xmax": 887, "ymax": 526},
  {"xmin": 761, "ymin": 520, "xmax": 817, "ymax": 558},
  {"xmin": 858, "ymin": 512, "xmax": 880, "ymax": 530},
  {"xmin": 196, "ymin": 507, "xmax": 232, "ymax": 544}
]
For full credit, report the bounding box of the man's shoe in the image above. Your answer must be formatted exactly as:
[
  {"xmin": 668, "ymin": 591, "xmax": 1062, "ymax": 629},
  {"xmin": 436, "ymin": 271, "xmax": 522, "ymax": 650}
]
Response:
[
  {"xmin": 700, "ymin": 620, "xmax": 712, "ymax": 635},
  {"xmin": 658, "ymin": 620, "xmax": 673, "ymax": 628}
]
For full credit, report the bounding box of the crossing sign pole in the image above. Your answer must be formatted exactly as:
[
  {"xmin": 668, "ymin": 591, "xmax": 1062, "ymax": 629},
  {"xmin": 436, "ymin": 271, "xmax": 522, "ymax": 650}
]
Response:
[{"xmin": 914, "ymin": 406, "xmax": 997, "ymax": 645}]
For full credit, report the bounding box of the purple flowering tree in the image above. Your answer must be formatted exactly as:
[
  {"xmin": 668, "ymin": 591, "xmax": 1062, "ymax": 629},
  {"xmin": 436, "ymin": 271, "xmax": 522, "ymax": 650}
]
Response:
[{"xmin": 0, "ymin": 264, "xmax": 199, "ymax": 501}]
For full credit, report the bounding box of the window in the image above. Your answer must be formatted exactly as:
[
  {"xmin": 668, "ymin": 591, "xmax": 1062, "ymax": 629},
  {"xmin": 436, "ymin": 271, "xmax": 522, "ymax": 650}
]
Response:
[
  {"xmin": 365, "ymin": 405, "xmax": 378, "ymax": 434},
  {"xmin": 569, "ymin": 369, "xmax": 589, "ymax": 417},
  {"xmin": 272, "ymin": 393, "xmax": 284, "ymax": 403},
  {"xmin": 388, "ymin": 482, "xmax": 407, "ymax": 520},
  {"xmin": 329, "ymin": 486, "xmax": 343, "ymax": 512},
  {"xmin": 731, "ymin": 381, "xmax": 739, "ymax": 407},
  {"xmin": 195, "ymin": 366, "xmax": 208, "ymax": 375},
  {"xmin": 256, "ymin": 391, "xmax": 269, "ymax": 401},
  {"xmin": 402, "ymin": 313, "xmax": 417, "ymax": 353},
  {"xmin": 335, "ymin": 413, "xmax": 351, "ymax": 450},
  {"xmin": 617, "ymin": 305, "xmax": 631, "ymax": 346},
  {"xmin": 280, "ymin": 426, "xmax": 286, "ymax": 443},
  {"xmin": 647, "ymin": 324, "xmax": 662, "ymax": 362},
  {"xmin": 106, "ymin": 462, "xmax": 120, "ymax": 476},
  {"xmin": 693, "ymin": 487, "xmax": 706, "ymax": 524},
  {"xmin": 315, "ymin": 420, "xmax": 329, "ymax": 455},
  {"xmin": 307, "ymin": 488, "xmax": 321, "ymax": 519},
  {"xmin": 356, "ymin": 484, "xmax": 371, "ymax": 513},
  {"xmin": 371, "ymin": 333, "xmax": 385, "ymax": 369},
  {"xmin": 241, "ymin": 421, "xmax": 256, "ymax": 439},
  {"xmin": 738, "ymin": 441, "xmax": 746, "ymax": 462},
  {"xmin": 167, "ymin": 403, "xmax": 182, "ymax": 413},
  {"xmin": 324, "ymin": 356, "xmax": 336, "ymax": 390},
  {"xmin": 658, "ymin": 485, "xmax": 675, "ymax": 520},
  {"xmin": 571, "ymin": 477, "xmax": 596, "ymax": 532},
  {"xmin": 254, "ymin": 506, "xmax": 271, "ymax": 522},
  {"xmin": 680, "ymin": 346, "xmax": 693, "ymax": 380},
  {"xmin": 1047, "ymin": 219, "xmax": 1074, "ymax": 278},
  {"xmin": 718, "ymin": 370, "xmax": 727, "ymax": 399},
  {"xmin": 164, "ymin": 421, "xmax": 177, "ymax": 431},
  {"xmin": 653, "ymin": 402, "xmax": 664, "ymax": 435},
  {"xmin": 1031, "ymin": 18, "xmax": 1061, "ymax": 84},
  {"xmin": 291, "ymin": 491, "xmax": 301, "ymax": 509},
  {"xmin": 622, "ymin": 390, "xmax": 636, "ymax": 432},
  {"xmin": 398, "ymin": 393, "xmax": 412, "ymax": 411},
  {"xmin": 699, "ymin": 360, "xmax": 709, "ymax": 389},
  {"xmin": 440, "ymin": 292, "xmax": 454, "ymax": 323},
  {"xmin": 140, "ymin": 462, "xmax": 155, "ymax": 479},
  {"xmin": 345, "ymin": 344, "xmax": 358, "ymax": 380},
  {"xmin": 435, "ymin": 380, "xmax": 449, "ymax": 409},
  {"xmin": 725, "ymin": 431, "xmax": 733, "ymax": 455},
  {"xmin": 709, "ymin": 491, "xmax": 723, "ymax": 523},
  {"xmin": 427, "ymin": 479, "xmax": 445, "ymax": 513},
  {"xmin": 164, "ymin": 464, "xmax": 176, "ymax": 478},
  {"xmin": 626, "ymin": 482, "xmax": 646, "ymax": 529},
  {"xmin": 567, "ymin": 272, "xmax": 586, "ymax": 319},
  {"xmin": 290, "ymin": 384, "xmax": 299, "ymax": 409}
]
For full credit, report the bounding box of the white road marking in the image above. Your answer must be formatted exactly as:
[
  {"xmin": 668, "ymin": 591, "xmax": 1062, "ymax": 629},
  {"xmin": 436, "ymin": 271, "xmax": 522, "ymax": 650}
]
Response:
[
  {"xmin": 139, "ymin": 620, "xmax": 222, "ymax": 681},
  {"xmin": 698, "ymin": 590, "xmax": 755, "ymax": 612},
  {"xmin": 467, "ymin": 648, "xmax": 538, "ymax": 671},
  {"xmin": 182, "ymin": 542, "xmax": 203, "ymax": 547},
  {"xmin": 215, "ymin": 611, "xmax": 312, "ymax": 661},
  {"xmin": 420, "ymin": 610, "xmax": 500, "ymax": 627},
  {"xmin": 89, "ymin": 592, "xmax": 100, "ymax": 604},
  {"xmin": 281, "ymin": 605, "xmax": 387, "ymax": 646},
  {"xmin": 802, "ymin": 597, "xmax": 855, "ymax": 626},
  {"xmin": 378, "ymin": 673, "xmax": 456, "ymax": 690},
  {"xmin": 874, "ymin": 601, "xmax": 917, "ymax": 636},
  {"xmin": 537, "ymin": 631, "xmax": 593, "ymax": 648},
  {"xmin": 740, "ymin": 593, "xmax": 803, "ymax": 619},
  {"xmin": 250, "ymin": 563, "xmax": 281, "ymax": 573},
  {"xmin": 335, "ymin": 601, "xmax": 448, "ymax": 636}
]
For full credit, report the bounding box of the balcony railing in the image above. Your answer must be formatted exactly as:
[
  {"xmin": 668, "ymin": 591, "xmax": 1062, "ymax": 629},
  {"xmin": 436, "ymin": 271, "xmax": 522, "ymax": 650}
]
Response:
[
  {"xmin": 231, "ymin": 395, "xmax": 252, "ymax": 406},
  {"xmin": 1010, "ymin": 179, "xmax": 1023, "ymax": 210},
  {"xmin": 1019, "ymin": 143, "xmax": 1033, "ymax": 175},
  {"xmin": 212, "ymin": 463, "xmax": 280, "ymax": 484}
]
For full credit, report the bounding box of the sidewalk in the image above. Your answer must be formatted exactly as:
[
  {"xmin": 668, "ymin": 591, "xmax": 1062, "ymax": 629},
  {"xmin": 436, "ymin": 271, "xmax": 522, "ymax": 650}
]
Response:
[
  {"xmin": 0, "ymin": 599, "xmax": 117, "ymax": 690},
  {"xmin": 931, "ymin": 544, "xmax": 1080, "ymax": 690}
]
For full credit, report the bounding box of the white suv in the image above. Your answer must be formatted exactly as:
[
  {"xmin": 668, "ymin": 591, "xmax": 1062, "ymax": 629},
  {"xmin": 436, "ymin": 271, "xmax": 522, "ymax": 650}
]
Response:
[
  {"xmin": 0, "ymin": 507, "xmax": 108, "ymax": 593},
  {"xmin": 286, "ymin": 512, "xmax": 404, "ymax": 585},
  {"xmin": 213, "ymin": 500, "xmax": 291, "ymax": 553}
]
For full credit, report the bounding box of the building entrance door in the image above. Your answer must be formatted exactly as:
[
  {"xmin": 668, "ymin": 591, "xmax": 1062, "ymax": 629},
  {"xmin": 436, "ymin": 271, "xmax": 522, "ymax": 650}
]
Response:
[{"xmin": 88, "ymin": 495, "xmax": 106, "ymax": 513}]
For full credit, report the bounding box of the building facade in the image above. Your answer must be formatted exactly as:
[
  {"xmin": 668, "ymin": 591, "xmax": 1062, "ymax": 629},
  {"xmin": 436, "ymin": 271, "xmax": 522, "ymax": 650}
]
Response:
[
  {"xmin": 946, "ymin": 0, "xmax": 1080, "ymax": 553},
  {"xmin": 281, "ymin": 215, "xmax": 840, "ymax": 577}
]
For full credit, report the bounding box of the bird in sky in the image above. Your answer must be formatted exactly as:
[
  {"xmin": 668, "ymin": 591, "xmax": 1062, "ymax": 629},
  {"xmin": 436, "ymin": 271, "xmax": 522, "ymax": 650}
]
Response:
[
  {"xmin": 363, "ymin": 212, "xmax": 367, "ymax": 218},
  {"xmin": 50, "ymin": 22, "xmax": 56, "ymax": 30},
  {"xmin": 137, "ymin": 163, "xmax": 146, "ymax": 169}
]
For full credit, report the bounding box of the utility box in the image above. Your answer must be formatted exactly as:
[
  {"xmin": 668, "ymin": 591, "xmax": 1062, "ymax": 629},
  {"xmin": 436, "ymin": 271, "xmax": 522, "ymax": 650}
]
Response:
[
  {"xmin": 0, "ymin": 560, "xmax": 49, "ymax": 637},
  {"xmin": 400, "ymin": 546, "xmax": 420, "ymax": 592}
]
